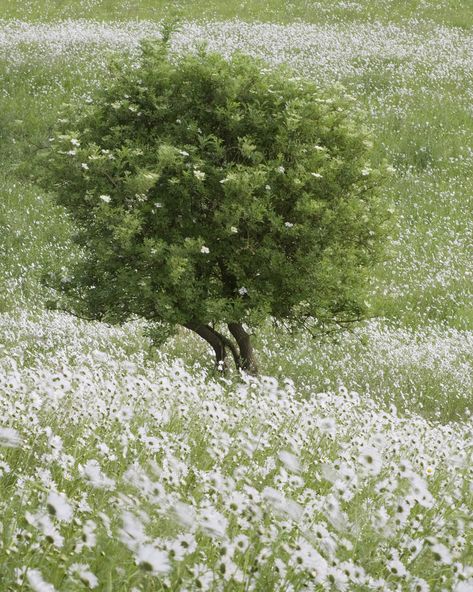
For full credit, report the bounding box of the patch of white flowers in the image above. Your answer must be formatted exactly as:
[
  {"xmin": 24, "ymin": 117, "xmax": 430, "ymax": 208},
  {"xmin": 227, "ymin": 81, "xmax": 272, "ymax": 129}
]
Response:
[
  {"xmin": 0, "ymin": 310, "xmax": 472, "ymax": 590},
  {"xmin": 2, "ymin": 19, "xmax": 473, "ymax": 87}
]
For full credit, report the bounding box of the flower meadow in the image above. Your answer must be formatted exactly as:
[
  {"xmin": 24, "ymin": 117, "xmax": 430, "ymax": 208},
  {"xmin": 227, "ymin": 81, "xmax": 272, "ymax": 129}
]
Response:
[
  {"xmin": 0, "ymin": 6, "xmax": 473, "ymax": 592},
  {"xmin": 1, "ymin": 311, "xmax": 473, "ymax": 591}
]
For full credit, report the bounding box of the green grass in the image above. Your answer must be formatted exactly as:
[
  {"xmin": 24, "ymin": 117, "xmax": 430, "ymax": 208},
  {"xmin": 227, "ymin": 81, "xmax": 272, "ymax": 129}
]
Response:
[{"xmin": 2, "ymin": 0, "xmax": 473, "ymax": 26}]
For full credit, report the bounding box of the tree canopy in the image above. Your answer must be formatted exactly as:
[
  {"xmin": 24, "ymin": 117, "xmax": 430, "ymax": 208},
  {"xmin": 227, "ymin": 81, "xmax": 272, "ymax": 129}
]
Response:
[{"xmin": 38, "ymin": 38, "xmax": 388, "ymax": 373}]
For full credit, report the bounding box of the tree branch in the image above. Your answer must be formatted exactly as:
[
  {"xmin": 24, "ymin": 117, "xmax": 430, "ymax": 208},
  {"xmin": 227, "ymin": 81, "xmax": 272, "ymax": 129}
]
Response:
[
  {"xmin": 49, "ymin": 306, "xmax": 102, "ymax": 323},
  {"xmin": 103, "ymin": 171, "xmax": 119, "ymax": 189}
]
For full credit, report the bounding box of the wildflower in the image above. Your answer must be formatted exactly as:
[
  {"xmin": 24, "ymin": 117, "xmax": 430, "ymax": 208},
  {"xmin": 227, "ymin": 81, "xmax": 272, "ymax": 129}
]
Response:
[
  {"xmin": 82, "ymin": 520, "xmax": 97, "ymax": 549},
  {"xmin": 79, "ymin": 459, "xmax": 115, "ymax": 490},
  {"xmin": 70, "ymin": 138, "xmax": 80, "ymax": 146},
  {"xmin": 199, "ymin": 507, "xmax": 228, "ymax": 538},
  {"xmin": 171, "ymin": 501, "xmax": 196, "ymax": 529},
  {"xmin": 278, "ymin": 450, "xmax": 302, "ymax": 473},
  {"xmin": 277, "ymin": 165, "xmax": 285, "ymax": 173},
  {"xmin": 47, "ymin": 433, "xmax": 63, "ymax": 451},
  {"xmin": 393, "ymin": 498, "xmax": 411, "ymax": 526},
  {"xmin": 285, "ymin": 221, "xmax": 294, "ymax": 227},
  {"xmin": 311, "ymin": 172, "xmax": 323, "ymax": 178},
  {"xmin": 312, "ymin": 523, "xmax": 337, "ymax": 556},
  {"xmin": 386, "ymin": 559, "xmax": 407, "ymax": 577},
  {"xmin": 119, "ymin": 511, "xmax": 147, "ymax": 551},
  {"xmin": 0, "ymin": 427, "xmax": 22, "ymax": 448},
  {"xmin": 192, "ymin": 564, "xmax": 214, "ymax": 589},
  {"xmin": 226, "ymin": 491, "xmax": 247, "ymax": 514},
  {"xmin": 230, "ymin": 226, "xmax": 238, "ymax": 233},
  {"xmin": 238, "ymin": 286, "xmax": 248, "ymax": 296},
  {"xmin": 81, "ymin": 163, "xmax": 89, "ymax": 170},
  {"xmin": 200, "ymin": 246, "xmax": 210, "ymax": 254},
  {"xmin": 99, "ymin": 194, "xmax": 111, "ymax": 203},
  {"xmin": 232, "ymin": 534, "xmax": 250, "ymax": 554},
  {"xmin": 405, "ymin": 537, "xmax": 423, "ymax": 560},
  {"xmin": 218, "ymin": 556, "xmax": 244, "ymax": 583},
  {"xmin": 454, "ymin": 582, "xmax": 473, "ymax": 592},
  {"xmin": 291, "ymin": 537, "xmax": 327, "ymax": 579},
  {"xmin": 0, "ymin": 460, "xmax": 10, "ymax": 476},
  {"xmin": 320, "ymin": 463, "xmax": 339, "ymax": 484},
  {"xmin": 135, "ymin": 545, "xmax": 171, "ymax": 575},
  {"xmin": 46, "ymin": 490, "xmax": 73, "ymax": 522},
  {"xmin": 25, "ymin": 512, "xmax": 64, "ymax": 548},
  {"xmin": 69, "ymin": 564, "xmax": 98, "ymax": 589},
  {"xmin": 262, "ymin": 487, "xmax": 303, "ymax": 521},
  {"xmin": 325, "ymin": 566, "xmax": 349, "ymax": 590},
  {"xmin": 410, "ymin": 578, "xmax": 430, "ymax": 591},
  {"xmin": 98, "ymin": 513, "xmax": 112, "ymax": 537},
  {"xmin": 431, "ymin": 543, "xmax": 452, "ymax": 564},
  {"xmin": 324, "ymin": 495, "xmax": 349, "ymax": 531},
  {"xmin": 319, "ymin": 417, "xmax": 336, "ymax": 436},
  {"xmin": 26, "ymin": 569, "xmax": 56, "ymax": 592},
  {"xmin": 169, "ymin": 534, "xmax": 197, "ymax": 560},
  {"xmin": 357, "ymin": 445, "xmax": 383, "ymax": 476},
  {"xmin": 408, "ymin": 472, "xmax": 434, "ymax": 508}
]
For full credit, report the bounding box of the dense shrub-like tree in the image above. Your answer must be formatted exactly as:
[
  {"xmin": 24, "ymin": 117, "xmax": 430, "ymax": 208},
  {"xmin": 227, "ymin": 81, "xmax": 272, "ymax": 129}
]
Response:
[{"xmin": 38, "ymin": 38, "xmax": 388, "ymax": 374}]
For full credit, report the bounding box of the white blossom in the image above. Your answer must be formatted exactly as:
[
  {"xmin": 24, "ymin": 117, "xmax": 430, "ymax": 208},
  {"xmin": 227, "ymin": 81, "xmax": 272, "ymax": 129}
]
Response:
[
  {"xmin": 0, "ymin": 427, "xmax": 22, "ymax": 448},
  {"xmin": 26, "ymin": 569, "xmax": 56, "ymax": 592}
]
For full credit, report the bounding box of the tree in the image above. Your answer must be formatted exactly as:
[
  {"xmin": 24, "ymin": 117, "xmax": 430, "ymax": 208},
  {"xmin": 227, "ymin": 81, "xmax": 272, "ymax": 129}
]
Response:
[{"xmin": 37, "ymin": 38, "xmax": 388, "ymax": 375}]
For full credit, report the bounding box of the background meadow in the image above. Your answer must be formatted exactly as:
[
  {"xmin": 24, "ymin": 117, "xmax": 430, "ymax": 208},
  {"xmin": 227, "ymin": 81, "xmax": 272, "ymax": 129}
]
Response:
[{"xmin": 0, "ymin": 1, "xmax": 472, "ymax": 590}]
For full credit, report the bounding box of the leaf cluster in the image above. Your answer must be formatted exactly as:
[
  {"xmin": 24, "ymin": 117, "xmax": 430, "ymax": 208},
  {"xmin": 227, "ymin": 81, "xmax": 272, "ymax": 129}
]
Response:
[{"xmin": 37, "ymin": 40, "xmax": 389, "ymax": 331}]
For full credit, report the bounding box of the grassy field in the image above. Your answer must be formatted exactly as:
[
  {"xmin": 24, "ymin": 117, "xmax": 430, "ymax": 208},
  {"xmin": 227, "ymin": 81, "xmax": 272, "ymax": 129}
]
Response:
[
  {"xmin": 0, "ymin": 2, "xmax": 472, "ymax": 591},
  {"xmin": 3, "ymin": 0, "xmax": 473, "ymax": 27}
]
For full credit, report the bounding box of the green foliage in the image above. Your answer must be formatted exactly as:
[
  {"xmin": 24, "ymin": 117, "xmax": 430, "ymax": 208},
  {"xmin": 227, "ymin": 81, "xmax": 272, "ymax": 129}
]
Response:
[{"xmin": 36, "ymin": 40, "xmax": 388, "ymax": 332}]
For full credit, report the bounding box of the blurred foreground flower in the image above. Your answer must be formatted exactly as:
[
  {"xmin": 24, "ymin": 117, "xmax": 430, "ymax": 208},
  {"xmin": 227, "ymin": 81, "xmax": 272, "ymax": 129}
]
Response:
[{"xmin": 0, "ymin": 427, "xmax": 22, "ymax": 448}]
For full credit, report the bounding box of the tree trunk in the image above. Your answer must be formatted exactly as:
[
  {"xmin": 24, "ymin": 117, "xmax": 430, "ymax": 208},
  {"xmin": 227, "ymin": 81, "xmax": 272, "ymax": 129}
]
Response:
[
  {"xmin": 228, "ymin": 322, "xmax": 258, "ymax": 375},
  {"xmin": 184, "ymin": 322, "xmax": 258, "ymax": 375},
  {"xmin": 206, "ymin": 325, "xmax": 242, "ymax": 371},
  {"xmin": 184, "ymin": 322, "xmax": 228, "ymax": 372}
]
